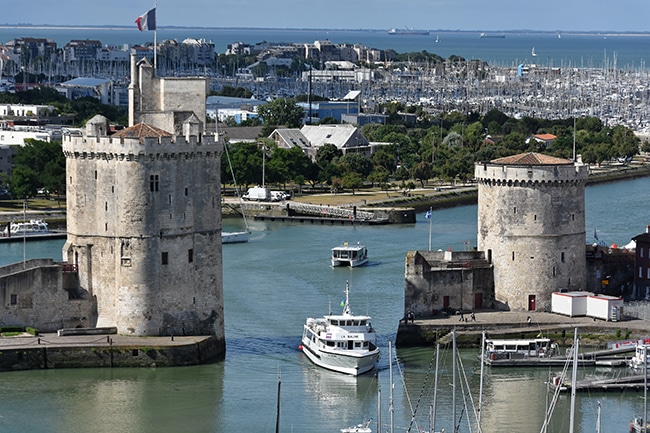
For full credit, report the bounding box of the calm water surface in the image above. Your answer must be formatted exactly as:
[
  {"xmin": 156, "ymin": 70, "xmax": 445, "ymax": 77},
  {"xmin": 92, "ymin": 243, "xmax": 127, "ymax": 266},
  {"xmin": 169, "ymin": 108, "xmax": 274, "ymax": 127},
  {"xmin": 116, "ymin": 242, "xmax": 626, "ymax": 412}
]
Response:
[
  {"xmin": 1, "ymin": 27, "xmax": 649, "ymax": 68},
  {"xmin": 0, "ymin": 177, "xmax": 648, "ymax": 433}
]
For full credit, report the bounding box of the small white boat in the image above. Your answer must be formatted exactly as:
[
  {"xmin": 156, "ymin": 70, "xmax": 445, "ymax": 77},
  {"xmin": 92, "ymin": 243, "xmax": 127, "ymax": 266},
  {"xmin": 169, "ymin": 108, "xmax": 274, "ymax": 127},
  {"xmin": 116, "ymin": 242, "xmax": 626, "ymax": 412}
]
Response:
[
  {"xmin": 221, "ymin": 230, "xmax": 250, "ymax": 244},
  {"xmin": 222, "ymin": 138, "xmax": 251, "ymax": 245},
  {"xmin": 628, "ymin": 343, "xmax": 650, "ymax": 368},
  {"xmin": 331, "ymin": 242, "xmax": 368, "ymax": 267},
  {"xmin": 2, "ymin": 219, "xmax": 49, "ymax": 237},
  {"xmin": 483, "ymin": 337, "xmax": 556, "ymax": 364},
  {"xmin": 341, "ymin": 420, "xmax": 372, "ymax": 433},
  {"xmin": 300, "ymin": 281, "xmax": 380, "ymax": 376}
]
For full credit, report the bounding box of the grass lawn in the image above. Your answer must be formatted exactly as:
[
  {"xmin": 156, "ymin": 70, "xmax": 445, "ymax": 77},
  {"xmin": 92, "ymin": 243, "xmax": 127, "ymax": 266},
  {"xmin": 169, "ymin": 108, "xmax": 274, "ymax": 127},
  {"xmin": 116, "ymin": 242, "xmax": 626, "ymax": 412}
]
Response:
[{"xmin": 0, "ymin": 198, "xmax": 66, "ymax": 213}]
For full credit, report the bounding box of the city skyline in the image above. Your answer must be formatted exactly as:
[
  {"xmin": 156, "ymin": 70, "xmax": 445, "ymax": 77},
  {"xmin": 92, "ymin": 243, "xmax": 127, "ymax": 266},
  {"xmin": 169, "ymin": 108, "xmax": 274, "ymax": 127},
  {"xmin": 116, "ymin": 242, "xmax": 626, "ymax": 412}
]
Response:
[{"xmin": 4, "ymin": 0, "xmax": 650, "ymax": 33}]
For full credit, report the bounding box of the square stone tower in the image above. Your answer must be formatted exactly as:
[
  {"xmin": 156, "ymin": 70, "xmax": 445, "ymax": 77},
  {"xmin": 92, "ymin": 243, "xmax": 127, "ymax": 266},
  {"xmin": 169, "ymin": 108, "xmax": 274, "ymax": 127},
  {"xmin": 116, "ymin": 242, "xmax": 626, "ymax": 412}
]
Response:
[{"xmin": 62, "ymin": 55, "xmax": 224, "ymax": 353}]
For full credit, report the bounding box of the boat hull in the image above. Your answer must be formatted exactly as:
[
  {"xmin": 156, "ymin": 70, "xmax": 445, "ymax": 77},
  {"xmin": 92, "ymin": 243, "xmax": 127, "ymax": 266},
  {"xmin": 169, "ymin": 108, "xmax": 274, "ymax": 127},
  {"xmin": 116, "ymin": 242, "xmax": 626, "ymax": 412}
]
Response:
[
  {"xmin": 331, "ymin": 257, "xmax": 369, "ymax": 267},
  {"xmin": 222, "ymin": 231, "xmax": 249, "ymax": 244},
  {"xmin": 301, "ymin": 336, "xmax": 379, "ymax": 376}
]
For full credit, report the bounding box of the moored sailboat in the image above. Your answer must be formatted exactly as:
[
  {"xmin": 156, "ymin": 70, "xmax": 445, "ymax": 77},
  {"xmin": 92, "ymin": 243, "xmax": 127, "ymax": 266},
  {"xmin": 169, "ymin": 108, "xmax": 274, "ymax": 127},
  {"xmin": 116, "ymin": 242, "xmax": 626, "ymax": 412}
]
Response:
[{"xmin": 222, "ymin": 137, "xmax": 250, "ymax": 244}]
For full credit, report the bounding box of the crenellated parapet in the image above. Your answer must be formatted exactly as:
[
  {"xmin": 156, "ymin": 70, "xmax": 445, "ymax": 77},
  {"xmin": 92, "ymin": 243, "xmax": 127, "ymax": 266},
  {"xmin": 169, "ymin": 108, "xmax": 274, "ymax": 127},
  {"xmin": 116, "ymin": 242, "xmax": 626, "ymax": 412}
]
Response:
[
  {"xmin": 474, "ymin": 159, "xmax": 589, "ymax": 186},
  {"xmin": 62, "ymin": 131, "xmax": 221, "ymax": 157}
]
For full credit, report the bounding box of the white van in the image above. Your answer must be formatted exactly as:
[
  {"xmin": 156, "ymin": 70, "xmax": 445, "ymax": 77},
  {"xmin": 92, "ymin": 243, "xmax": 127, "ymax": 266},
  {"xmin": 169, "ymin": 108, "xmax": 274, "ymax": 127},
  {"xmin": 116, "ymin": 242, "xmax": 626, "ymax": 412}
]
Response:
[{"xmin": 242, "ymin": 187, "xmax": 271, "ymax": 201}]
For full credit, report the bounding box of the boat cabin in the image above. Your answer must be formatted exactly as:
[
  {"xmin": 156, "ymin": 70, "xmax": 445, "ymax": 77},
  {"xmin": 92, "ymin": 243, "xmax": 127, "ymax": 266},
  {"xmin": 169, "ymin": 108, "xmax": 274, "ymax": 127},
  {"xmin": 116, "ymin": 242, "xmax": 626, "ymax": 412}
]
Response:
[
  {"xmin": 331, "ymin": 242, "xmax": 368, "ymax": 267},
  {"xmin": 629, "ymin": 344, "xmax": 650, "ymax": 368},
  {"xmin": 485, "ymin": 337, "xmax": 555, "ymax": 361}
]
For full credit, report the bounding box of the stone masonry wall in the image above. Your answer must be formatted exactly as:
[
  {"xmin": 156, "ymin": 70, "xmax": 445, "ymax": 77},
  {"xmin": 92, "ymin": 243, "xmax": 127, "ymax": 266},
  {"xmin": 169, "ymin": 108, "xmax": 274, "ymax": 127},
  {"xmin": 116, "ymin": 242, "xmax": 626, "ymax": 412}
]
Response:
[{"xmin": 475, "ymin": 161, "xmax": 589, "ymax": 311}]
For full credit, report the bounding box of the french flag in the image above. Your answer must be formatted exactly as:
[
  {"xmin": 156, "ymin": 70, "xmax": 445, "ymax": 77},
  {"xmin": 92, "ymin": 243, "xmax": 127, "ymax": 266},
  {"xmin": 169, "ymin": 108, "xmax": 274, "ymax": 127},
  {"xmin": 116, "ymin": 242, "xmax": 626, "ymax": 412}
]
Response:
[{"xmin": 135, "ymin": 8, "xmax": 156, "ymax": 31}]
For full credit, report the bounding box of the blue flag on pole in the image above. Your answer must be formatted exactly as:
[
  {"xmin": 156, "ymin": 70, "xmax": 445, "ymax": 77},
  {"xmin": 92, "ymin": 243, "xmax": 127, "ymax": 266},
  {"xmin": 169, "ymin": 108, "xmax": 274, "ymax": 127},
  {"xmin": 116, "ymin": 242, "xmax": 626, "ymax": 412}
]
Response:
[{"xmin": 424, "ymin": 210, "xmax": 432, "ymax": 219}]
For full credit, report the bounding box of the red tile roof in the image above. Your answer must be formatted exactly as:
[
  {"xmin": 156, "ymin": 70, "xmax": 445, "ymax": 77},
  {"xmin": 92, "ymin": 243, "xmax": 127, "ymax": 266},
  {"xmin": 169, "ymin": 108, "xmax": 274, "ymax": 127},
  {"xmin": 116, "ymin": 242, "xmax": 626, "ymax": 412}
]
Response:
[
  {"xmin": 491, "ymin": 152, "xmax": 572, "ymax": 165},
  {"xmin": 534, "ymin": 133, "xmax": 557, "ymax": 141},
  {"xmin": 111, "ymin": 123, "xmax": 172, "ymax": 142}
]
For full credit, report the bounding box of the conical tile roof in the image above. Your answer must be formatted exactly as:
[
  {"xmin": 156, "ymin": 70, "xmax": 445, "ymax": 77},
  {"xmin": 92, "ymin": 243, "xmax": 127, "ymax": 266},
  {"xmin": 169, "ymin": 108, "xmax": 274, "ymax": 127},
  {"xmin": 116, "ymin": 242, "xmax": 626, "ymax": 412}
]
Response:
[{"xmin": 491, "ymin": 152, "xmax": 572, "ymax": 165}]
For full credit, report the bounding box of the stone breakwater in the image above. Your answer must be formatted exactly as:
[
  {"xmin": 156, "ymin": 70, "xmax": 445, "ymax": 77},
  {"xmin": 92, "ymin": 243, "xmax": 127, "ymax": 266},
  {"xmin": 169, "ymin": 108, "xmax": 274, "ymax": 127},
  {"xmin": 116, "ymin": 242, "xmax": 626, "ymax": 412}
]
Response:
[
  {"xmin": 0, "ymin": 333, "xmax": 223, "ymax": 371},
  {"xmin": 395, "ymin": 310, "xmax": 648, "ymax": 348}
]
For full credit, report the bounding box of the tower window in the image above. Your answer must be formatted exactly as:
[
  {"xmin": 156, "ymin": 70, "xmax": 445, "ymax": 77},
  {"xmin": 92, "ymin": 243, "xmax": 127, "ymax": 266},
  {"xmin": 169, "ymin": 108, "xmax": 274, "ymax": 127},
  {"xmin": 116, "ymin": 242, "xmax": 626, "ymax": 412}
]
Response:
[
  {"xmin": 512, "ymin": 251, "xmax": 515, "ymax": 261},
  {"xmin": 185, "ymin": 187, "xmax": 189, "ymax": 196},
  {"xmin": 188, "ymin": 249, "xmax": 194, "ymax": 263},
  {"xmin": 150, "ymin": 174, "xmax": 159, "ymax": 192},
  {"xmin": 95, "ymin": 170, "xmax": 97, "ymax": 180},
  {"xmin": 561, "ymin": 252, "xmax": 565, "ymax": 263},
  {"xmin": 513, "ymin": 207, "xmax": 517, "ymax": 214},
  {"xmin": 553, "ymin": 266, "xmax": 556, "ymax": 277},
  {"xmin": 10, "ymin": 294, "xmax": 17, "ymax": 305},
  {"xmin": 162, "ymin": 252, "xmax": 169, "ymax": 265}
]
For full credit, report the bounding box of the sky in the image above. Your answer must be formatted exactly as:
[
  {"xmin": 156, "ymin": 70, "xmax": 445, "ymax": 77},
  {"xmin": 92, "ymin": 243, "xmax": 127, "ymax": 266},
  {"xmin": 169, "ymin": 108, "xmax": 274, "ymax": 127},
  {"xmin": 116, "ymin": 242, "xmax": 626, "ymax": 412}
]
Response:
[{"xmin": 4, "ymin": 0, "xmax": 650, "ymax": 33}]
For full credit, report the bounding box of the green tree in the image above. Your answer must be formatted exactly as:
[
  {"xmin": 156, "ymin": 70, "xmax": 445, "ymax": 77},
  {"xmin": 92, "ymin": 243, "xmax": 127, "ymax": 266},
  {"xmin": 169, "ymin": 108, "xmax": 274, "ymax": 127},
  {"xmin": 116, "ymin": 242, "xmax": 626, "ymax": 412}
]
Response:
[
  {"xmin": 341, "ymin": 172, "xmax": 363, "ymax": 194},
  {"xmin": 339, "ymin": 152, "xmax": 373, "ymax": 179},
  {"xmin": 10, "ymin": 139, "xmax": 65, "ymax": 200},
  {"xmin": 411, "ymin": 161, "xmax": 432, "ymax": 187},
  {"xmin": 257, "ymin": 98, "xmax": 305, "ymax": 128},
  {"xmin": 316, "ymin": 143, "xmax": 343, "ymax": 166}
]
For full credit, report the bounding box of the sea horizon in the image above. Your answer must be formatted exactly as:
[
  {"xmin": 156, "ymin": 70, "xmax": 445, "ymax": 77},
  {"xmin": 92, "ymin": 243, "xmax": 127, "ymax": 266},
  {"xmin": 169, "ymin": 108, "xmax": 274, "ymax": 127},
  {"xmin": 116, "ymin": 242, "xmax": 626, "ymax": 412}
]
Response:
[{"xmin": 2, "ymin": 24, "xmax": 650, "ymax": 36}]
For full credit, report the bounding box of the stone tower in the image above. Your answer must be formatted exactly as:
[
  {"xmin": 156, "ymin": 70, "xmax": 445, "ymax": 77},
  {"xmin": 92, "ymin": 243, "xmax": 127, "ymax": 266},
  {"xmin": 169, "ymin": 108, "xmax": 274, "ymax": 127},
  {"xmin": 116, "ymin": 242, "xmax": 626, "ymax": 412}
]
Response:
[
  {"xmin": 474, "ymin": 152, "xmax": 589, "ymax": 311},
  {"xmin": 61, "ymin": 55, "xmax": 224, "ymax": 350}
]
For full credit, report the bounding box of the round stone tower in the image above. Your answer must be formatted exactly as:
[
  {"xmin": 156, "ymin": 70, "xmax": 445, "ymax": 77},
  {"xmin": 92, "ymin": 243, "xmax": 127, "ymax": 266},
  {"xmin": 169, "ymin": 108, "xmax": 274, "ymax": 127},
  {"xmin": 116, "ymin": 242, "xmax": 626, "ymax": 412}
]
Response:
[
  {"xmin": 62, "ymin": 116, "xmax": 224, "ymax": 342},
  {"xmin": 474, "ymin": 152, "xmax": 589, "ymax": 311}
]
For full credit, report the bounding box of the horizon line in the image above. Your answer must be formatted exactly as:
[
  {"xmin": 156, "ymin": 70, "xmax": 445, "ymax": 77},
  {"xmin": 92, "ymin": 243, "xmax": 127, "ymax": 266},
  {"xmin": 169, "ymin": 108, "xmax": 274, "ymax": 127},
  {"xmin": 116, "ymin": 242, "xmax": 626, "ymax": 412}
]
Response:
[{"xmin": 1, "ymin": 25, "xmax": 649, "ymax": 35}]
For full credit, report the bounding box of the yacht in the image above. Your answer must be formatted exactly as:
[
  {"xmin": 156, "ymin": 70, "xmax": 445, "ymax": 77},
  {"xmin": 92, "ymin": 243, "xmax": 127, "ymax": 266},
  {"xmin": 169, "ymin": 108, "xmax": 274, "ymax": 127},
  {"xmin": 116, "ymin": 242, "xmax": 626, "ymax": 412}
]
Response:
[
  {"xmin": 2, "ymin": 220, "xmax": 49, "ymax": 237},
  {"xmin": 300, "ymin": 281, "xmax": 380, "ymax": 376},
  {"xmin": 628, "ymin": 343, "xmax": 650, "ymax": 368},
  {"xmin": 331, "ymin": 242, "xmax": 368, "ymax": 267},
  {"xmin": 221, "ymin": 230, "xmax": 250, "ymax": 244}
]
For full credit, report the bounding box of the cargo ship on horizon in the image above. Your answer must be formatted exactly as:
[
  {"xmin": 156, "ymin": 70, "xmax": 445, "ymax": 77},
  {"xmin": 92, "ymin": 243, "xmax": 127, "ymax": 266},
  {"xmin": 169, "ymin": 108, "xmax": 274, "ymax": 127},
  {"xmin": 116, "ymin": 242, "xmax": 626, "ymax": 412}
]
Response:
[{"xmin": 388, "ymin": 27, "xmax": 430, "ymax": 36}]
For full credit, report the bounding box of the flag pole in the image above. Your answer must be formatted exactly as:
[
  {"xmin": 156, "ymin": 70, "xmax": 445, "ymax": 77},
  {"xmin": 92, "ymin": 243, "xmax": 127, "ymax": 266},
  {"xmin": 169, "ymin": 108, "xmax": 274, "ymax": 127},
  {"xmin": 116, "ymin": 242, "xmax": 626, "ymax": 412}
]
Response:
[
  {"xmin": 153, "ymin": 1, "xmax": 157, "ymax": 73},
  {"xmin": 428, "ymin": 206, "xmax": 432, "ymax": 251}
]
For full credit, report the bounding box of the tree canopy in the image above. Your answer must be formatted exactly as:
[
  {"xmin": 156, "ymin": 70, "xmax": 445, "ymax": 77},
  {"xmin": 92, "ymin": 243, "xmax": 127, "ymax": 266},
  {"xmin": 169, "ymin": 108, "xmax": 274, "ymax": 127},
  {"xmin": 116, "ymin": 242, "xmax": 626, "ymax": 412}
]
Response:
[{"xmin": 10, "ymin": 139, "xmax": 66, "ymax": 200}]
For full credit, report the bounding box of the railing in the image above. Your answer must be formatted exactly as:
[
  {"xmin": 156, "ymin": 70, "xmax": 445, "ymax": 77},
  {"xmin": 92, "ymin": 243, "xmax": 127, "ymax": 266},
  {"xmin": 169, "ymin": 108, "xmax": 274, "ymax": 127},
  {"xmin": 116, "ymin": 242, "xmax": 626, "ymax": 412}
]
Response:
[
  {"xmin": 58, "ymin": 263, "xmax": 78, "ymax": 273},
  {"xmin": 287, "ymin": 202, "xmax": 375, "ymax": 221}
]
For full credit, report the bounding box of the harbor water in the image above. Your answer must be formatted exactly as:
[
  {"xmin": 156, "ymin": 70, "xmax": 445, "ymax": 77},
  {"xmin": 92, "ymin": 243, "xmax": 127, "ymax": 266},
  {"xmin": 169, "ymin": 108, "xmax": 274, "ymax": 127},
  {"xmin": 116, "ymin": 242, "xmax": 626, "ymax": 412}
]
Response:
[
  {"xmin": 1, "ymin": 27, "xmax": 649, "ymax": 69},
  {"xmin": 0, "ymin": 177, "xmax": 648, "ymax": 432}
]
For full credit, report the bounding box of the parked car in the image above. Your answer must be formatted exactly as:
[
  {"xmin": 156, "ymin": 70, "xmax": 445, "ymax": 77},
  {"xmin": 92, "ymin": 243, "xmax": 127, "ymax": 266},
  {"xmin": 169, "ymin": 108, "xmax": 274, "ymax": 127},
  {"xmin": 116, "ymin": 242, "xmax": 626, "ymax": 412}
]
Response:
[{"xmin": 270, "ymin": 191, "xmax": 291, "ymax": 201}]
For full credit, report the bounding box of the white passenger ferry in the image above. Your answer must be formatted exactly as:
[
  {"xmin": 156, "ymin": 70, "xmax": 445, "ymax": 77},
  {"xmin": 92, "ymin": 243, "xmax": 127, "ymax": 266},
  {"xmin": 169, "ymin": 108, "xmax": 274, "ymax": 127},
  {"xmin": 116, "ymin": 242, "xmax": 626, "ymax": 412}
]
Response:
[
  {"xmin": 483, "ymin": 337, "xmax": 557, "ymax": 365},
  {"xmin": 331, "ymin": 242, "xmax": 368, "ymax": 267},
  {"xmin": 300, "ymin": 281, "xmax": 379, "ymax": 376},
  {"xmin": 2, "ymin": 220, "xmax": 49, "ymax": 237}
]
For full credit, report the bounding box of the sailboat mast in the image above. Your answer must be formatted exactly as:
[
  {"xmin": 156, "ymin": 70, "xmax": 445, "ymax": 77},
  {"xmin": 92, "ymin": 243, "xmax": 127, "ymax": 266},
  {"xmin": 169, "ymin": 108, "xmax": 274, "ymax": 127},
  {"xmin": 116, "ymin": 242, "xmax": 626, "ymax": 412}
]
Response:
[
  {"xmin": 389, "ymin": 339, "xmax": 394, "ymax": 433},
  {"xmin": 378, "ymin": 385, "xmax": 382, "ymax": 433},
  {"xmin": 432, "ymin": 343, "xmax": 440, "ymax": 433},
  {"xmin": 478, "ymin": 331, "xmax": 485, "ymax": 428},
  {"xmin": 275, "ymin": 371, "xmax": 281, "ymax": 433},
  {"xmin": 643, "ymin": 344, "xmax": 648, "ymax": 433},
  {"xmin": 453, "ymin": 328, "xmax": 457, "ymax": 433},
  {"xmin": 569, "ymin": 328, "xmax": 578, "ymax": 433}
]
